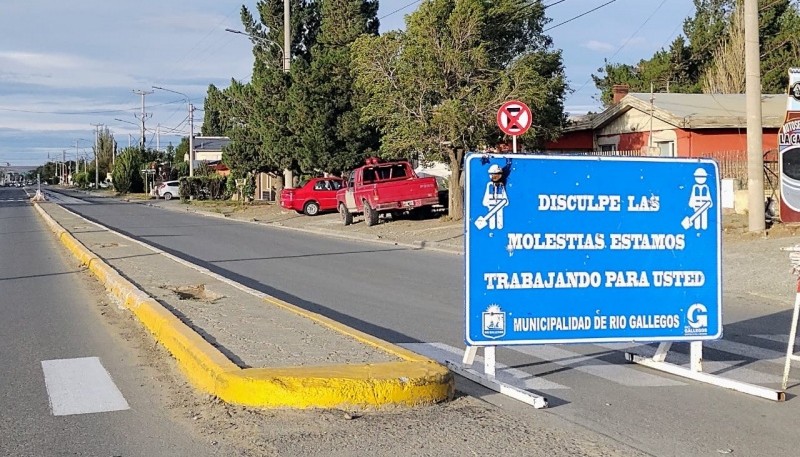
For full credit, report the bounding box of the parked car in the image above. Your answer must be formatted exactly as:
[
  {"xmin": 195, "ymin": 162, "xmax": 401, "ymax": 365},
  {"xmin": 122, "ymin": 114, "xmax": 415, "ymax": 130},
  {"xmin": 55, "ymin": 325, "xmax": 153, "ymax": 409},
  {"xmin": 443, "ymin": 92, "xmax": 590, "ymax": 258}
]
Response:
[
  {"xmin": 156, "ymin": 180, "xmax": 180, "ymax": 200},
  {"xmin": 280, "ymin": 177, "xmax": 344, "ymax": 216},
  {"xmin": 336, "ymin": 158, "xmax": 439, "ymax": 226}
]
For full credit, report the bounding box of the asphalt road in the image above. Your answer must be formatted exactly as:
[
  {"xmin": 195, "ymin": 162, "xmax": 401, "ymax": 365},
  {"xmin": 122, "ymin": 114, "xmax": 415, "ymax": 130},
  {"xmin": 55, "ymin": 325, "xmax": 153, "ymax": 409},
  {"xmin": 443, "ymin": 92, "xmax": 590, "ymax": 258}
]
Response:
[
  {"xmin": 0, "ymin": 186, "xmax": 233, "ymax": 456},
  {"xmin": 45, "ymin": 188, "xmax": 800, "ymax": 457}
]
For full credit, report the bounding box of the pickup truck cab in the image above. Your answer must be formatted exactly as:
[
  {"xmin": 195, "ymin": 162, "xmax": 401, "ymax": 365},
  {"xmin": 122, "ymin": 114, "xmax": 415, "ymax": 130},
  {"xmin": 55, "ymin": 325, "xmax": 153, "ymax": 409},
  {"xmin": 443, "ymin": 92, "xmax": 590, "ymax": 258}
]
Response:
[
  {"xmin": 336, "ymin": 158, "xmax": 439, "ymax": 226},
  {"xmin": 280, "ymin": 177, "xmax": 344, "ymax": 216}
]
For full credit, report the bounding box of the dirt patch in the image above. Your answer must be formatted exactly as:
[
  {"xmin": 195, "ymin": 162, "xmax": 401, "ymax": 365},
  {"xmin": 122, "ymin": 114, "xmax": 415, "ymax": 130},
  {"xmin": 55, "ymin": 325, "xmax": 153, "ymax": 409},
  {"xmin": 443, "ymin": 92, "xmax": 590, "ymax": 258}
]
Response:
[{"xmin": 162, "ymin": 284, "xmax": 225, "ymax": 303}]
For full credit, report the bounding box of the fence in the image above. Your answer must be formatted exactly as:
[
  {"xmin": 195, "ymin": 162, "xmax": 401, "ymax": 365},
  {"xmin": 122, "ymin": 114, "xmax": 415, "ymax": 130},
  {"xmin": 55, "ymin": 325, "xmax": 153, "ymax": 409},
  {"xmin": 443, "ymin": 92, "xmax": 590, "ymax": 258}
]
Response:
[{"xmin": 579, "ymin": 149, "xmax": 780, "ymax": 190}]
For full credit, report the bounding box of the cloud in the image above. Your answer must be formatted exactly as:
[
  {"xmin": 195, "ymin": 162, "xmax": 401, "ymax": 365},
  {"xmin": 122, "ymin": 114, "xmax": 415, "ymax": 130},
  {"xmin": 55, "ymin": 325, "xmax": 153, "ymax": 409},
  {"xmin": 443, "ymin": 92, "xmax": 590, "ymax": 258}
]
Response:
[{"xmin": 583, "ymin": 40, "xmax": 615, "ymax": 53}]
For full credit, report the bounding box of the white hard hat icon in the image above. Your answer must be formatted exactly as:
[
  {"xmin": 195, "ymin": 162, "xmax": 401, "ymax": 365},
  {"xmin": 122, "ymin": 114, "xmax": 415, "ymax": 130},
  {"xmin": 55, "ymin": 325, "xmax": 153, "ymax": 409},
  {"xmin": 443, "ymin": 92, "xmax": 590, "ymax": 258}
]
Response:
[
  {"xmin": 693, "ymin": 168, "xmax": 708, "ymax": 178},
  {"xmin": 488, "ymin": 164, "xmax": 502, "ymax": 174}
]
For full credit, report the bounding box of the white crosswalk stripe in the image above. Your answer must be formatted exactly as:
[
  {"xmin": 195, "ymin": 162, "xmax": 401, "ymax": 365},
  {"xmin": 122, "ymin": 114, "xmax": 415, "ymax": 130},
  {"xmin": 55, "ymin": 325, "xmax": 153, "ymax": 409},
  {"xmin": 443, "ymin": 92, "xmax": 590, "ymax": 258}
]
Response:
[
  {"xmin": 751, "ymin": 334, "xmax": 800, "ymax": 346},
  {"xmin": 41, "ymin": 357, "xmax": 129, "ymax": 416},
  {"xmin": 402, "ymin": 338, "xmax": 794, "ymax": 390},
  {"xmin": 596, "ymin": 342, "xmax": 791, "ymax": 385},
  {"xmin": 510, "ymin": 345, "xmax": 686, "ymax": 387}
]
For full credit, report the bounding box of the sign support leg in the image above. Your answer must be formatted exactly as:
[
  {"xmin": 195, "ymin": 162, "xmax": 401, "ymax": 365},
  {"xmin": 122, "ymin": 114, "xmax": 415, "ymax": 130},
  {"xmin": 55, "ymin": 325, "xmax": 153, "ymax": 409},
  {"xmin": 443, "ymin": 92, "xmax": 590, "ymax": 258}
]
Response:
[
  {"xmin": 512, "ymin": 135, "xmax": 517, "ymax": 154},
  {"xmin": 627, "ymin": 341, "xmax": 783, "ymax": 401},
  {"xmin": 462, "ymin": 345, "xmax": 477, "ymax": 367},
  {"xmin": 448, "ymin": 345, "xmax": 548, "ymax": 409},
  {"xmin": 781, "ymin": 278, "xmax": 800, "ymax": 390},
  {"xmin": 484, "ymin": 346, "xmax": 496, "ymax": 378},
  {"xmin": 690, "ymin": 341, "xmax": 703, "ymax": 372},
  {"xmin": 653, "ymin": 342, "xmax": 671, "ymax": 362}
]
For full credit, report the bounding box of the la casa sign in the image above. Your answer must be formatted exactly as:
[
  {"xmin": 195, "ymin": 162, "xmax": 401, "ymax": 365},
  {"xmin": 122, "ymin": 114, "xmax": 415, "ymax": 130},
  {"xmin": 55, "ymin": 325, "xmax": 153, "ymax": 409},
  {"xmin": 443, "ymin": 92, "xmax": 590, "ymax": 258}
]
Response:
[{"xmin": 780, "ymin": 120, "xmax": 800, "ymax": 146}]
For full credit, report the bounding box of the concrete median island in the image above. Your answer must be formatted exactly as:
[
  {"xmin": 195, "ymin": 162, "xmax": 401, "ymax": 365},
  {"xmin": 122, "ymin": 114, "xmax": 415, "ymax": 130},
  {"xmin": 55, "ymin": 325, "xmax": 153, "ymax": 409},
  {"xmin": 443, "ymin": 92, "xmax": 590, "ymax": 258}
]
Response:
[{"xmin": 33, "ymin": 201, "xmax": 454, "ymax": 409}]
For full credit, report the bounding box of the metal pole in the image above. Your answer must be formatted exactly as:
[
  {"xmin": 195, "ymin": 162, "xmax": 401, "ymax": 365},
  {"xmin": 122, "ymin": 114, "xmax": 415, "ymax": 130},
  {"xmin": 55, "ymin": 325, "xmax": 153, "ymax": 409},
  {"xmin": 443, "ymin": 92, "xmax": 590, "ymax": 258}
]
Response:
[
  {"xmin": 284, "ymin": 0, "xmax": 291, "ymax": 72},
  {"xmin": 91, "ymin": 123, "xmax": 103, "ymax": 189},
  {"xmin": 745, "ymin": 0, "xmax": 765, "ymax": 231},
  {"xmin": 189, "ymin": 103, "xmax": 195, "ymax": 178}
]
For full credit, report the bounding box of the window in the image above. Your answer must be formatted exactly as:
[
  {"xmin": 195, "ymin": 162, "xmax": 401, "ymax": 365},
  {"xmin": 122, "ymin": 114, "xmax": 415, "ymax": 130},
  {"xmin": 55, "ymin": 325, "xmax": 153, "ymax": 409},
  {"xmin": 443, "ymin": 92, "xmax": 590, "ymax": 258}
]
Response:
[
  {"xmin": 599, "ymin": 144, "xmax": 616, "ymax": 152},
  {"xmin": 656, "ymin": 141, "xmax": 675, "ymax": 157},
  {"xmin": 362, "ymin": 168, "xmax": 376, "ymax": 184}
]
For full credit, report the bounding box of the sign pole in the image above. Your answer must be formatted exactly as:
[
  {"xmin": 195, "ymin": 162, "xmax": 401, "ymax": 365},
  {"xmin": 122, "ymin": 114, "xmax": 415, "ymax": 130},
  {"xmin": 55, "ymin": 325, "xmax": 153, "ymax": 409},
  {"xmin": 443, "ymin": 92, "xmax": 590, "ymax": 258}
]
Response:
[{"xmin": 512, "ymin": 135, "xmax": 517, "ymax": 154}]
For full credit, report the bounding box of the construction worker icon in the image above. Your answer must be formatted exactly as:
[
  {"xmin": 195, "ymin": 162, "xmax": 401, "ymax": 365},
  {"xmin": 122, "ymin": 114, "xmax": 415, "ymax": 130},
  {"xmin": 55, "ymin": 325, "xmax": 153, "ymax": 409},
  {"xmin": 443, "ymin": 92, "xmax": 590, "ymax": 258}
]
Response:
[
  {"xmin": 475, "ymin": 164, "xmax": 508, "ymax": 230},
  {"xmin": 683, "ymin": 168, "xmax": 712, "ymax": 230}
]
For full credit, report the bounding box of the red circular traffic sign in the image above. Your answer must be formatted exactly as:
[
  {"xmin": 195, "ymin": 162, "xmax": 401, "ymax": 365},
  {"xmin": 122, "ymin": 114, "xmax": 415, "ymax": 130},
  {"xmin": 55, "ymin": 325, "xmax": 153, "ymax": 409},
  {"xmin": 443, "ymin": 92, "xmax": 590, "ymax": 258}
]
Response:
[{"xmin": 496, "ymin": 100, "xmax": 532, "ymax": 136}]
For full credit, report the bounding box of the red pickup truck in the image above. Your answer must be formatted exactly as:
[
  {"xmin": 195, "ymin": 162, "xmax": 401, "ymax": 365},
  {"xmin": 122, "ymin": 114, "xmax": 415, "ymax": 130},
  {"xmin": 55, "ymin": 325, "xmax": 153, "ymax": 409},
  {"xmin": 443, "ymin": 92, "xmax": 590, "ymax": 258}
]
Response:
[{"xmin": 336, "ymin": 158, "xmax": 439, "ymax": 226}]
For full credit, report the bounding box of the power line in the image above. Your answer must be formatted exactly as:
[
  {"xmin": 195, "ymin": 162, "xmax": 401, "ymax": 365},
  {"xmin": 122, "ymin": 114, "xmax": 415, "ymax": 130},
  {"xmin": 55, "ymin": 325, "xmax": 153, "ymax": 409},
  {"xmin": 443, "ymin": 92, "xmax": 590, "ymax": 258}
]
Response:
[
  {"xmin": 565, "ymin": 0, "xmax": 670, "ymax": 102},
  {"xmin": 544, "ymin": 0, "xmax": 617, "ymax": 32},
  {"xmin": 379, "ymin": 0, "xmax": 421, "ymax": 20}
]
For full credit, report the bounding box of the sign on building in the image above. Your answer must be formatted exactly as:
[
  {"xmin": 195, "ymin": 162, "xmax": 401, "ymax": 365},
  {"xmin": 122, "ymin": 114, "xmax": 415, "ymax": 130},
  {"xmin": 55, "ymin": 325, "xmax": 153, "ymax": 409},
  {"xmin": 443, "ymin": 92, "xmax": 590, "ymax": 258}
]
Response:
[
  {"xmin": 780, "ymin": 68, "xmax": 800, "ymax": 222},
  {"xmin": 465, "ymin": 154, "xmax": 722, "ymax": 345}
]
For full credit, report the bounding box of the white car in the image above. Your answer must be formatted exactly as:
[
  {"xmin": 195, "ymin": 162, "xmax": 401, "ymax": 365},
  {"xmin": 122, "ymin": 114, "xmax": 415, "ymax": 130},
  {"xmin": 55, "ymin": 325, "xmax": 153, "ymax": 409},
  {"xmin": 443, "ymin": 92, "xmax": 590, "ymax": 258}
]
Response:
[{"xmin": 157, "ymin": 180, "xmax": 180, "ymax": 200}]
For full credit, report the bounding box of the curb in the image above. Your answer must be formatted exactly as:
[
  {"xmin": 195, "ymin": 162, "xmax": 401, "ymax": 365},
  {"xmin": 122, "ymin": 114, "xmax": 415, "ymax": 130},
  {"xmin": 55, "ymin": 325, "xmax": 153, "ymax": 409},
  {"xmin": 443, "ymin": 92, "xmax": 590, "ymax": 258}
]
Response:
[
  {"xmin": 33, "ymin": 202, "xmax": 454, "ymax": 409},
  {"xmin": 145, "ymin": 200, "xmax": 465, "ymax": 255},
  {"xmin": 43, "ymin": 188, "xmax": 464, "ymax": 255}
]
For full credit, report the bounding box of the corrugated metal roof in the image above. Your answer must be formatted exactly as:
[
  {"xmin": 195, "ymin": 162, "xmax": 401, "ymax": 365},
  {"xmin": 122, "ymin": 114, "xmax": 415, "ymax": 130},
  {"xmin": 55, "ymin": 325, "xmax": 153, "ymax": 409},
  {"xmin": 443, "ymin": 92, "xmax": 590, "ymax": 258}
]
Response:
[
  {"xmin": 567, "ymin": 93, "xmax": 789, "ymax": 132},
  {"xmin": 624, "ymin": 93, "xmax": 786, "ymax": 128}
]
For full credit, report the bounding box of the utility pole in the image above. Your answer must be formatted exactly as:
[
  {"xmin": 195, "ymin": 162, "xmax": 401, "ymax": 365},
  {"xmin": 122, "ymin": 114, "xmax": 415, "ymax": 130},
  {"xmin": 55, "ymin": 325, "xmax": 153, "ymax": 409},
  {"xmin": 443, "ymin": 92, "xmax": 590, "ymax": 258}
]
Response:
[
  {"xmin": 284, "ymin": 0, "xmax": 291, "ymax": 73},
  {"xmin": 744, "ymin": 0, "xmax": 765, "ymax": 232},
  {"xmin": 189, "ymin": 103, "xmax": 195, "ymax": 178},
  {"xmin": 133, "ymin": 89, "xmax": 153, "ymax": 150},
  {"xmin": 62, "ymin": 149, "xmax": 66, "ymax": 184},
  {"xmin": 91, "ymin": 123, "xmax": 104, "ymax": 190},
  {"xmin": 283, "ymin": 0, "xmax": 294, "ymax": 188}
]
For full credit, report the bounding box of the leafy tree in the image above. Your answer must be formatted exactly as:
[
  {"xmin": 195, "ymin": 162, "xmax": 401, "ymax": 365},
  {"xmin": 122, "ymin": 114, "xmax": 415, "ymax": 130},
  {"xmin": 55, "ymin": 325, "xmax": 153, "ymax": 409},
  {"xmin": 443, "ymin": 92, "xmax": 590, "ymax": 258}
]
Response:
[
  {"xmin": 287, "ymin": 0, "xmax": 380, "ymax": 175},
  {"xmin": 202, "ymin": 84, "xmax": 228, "ymax": 136},
  {"xmin": 213, "ymin": 1, "xmax": 321, "ymax": 186},
  {"xmin": 593, "ymin": 0, "xmax": 800, "ymax": 105},
  {"xmin": 92, "ymin": 126, "xmax": 117, "ymax": 180},
  {"xmin": 112, "ymin": 147, "xmax": 143, "ymax": 194},
  {"xmin": 351, "ymin": 0, "xmax": 567, "ymax": 219},
  {"xmin": 74, "ymin": 171, "xmax": 89, "ymax": 188}
]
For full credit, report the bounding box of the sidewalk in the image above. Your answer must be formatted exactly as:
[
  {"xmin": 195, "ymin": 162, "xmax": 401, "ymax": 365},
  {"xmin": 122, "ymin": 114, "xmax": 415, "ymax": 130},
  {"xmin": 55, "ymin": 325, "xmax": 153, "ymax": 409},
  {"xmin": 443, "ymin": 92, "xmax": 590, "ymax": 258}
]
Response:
[{"xmin": 33, "ymin": 200, "xmax": 453, "ymax": 409}]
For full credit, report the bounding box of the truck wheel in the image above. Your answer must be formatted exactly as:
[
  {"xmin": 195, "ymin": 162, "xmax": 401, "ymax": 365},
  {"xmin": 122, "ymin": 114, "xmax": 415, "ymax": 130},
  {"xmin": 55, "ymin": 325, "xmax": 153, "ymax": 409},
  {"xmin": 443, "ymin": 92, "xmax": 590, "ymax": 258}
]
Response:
[
  {"xmin": 364, "ymin": 201, "xmax": 379, "ymax": 226},
  {"xmin": 340, "ymin": 204, "xmax": 353, "ymax": 226},
  {"xmin": 303, "ymin": 201, "xmax": 320, "ymax": 216}
]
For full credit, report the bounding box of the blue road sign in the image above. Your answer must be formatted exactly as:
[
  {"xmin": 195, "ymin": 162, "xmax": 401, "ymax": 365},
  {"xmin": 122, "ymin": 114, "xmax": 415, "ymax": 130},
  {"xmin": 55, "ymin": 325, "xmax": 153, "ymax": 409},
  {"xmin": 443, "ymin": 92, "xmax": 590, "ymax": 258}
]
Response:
[{"xmin": 465, "ymin": 154, "xmax": 721, "ymax": 345}]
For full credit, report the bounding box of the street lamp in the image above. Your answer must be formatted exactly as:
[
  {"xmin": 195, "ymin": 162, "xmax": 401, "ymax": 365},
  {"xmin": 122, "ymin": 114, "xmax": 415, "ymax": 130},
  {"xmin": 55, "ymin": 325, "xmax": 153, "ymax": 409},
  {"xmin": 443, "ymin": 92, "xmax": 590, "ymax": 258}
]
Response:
[
  {"xmin": 152, "ymin": 86, "xmax": 195, "ymax": 178},
  {"xmin": 225, "ymin": 28, "xmax": 288, "ymax": 72}
]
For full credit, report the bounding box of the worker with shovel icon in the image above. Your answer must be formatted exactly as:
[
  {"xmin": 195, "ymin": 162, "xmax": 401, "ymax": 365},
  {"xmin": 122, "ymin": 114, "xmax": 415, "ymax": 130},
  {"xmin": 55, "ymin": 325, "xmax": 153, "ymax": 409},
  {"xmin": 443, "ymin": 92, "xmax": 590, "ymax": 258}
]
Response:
[
  {"xmin": 682, "ymin": 167, "xmax": 712, "ymax": 230},
  {"xmin": 476, "ymin": 164, "xmax": 508, "ymax": 230}
]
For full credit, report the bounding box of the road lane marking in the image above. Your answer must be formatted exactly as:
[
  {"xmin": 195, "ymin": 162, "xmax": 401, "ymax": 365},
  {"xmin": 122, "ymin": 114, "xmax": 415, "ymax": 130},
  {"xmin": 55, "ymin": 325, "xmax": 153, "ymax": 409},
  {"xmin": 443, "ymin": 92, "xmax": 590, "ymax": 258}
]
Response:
[
  {"xmin": 399, "ymin": 342, "xmax": 570, "ymax": 390},
  {"xmin": 599, "ymin": 343, "xmax": 790, "ymax": 385},
  {"xmin": 41, "ymin": 357, "xmax": 130, "ymax": 416},
  {"xmin": 510, "ymin": 345, "xmax": 686, "ymax": 387}
]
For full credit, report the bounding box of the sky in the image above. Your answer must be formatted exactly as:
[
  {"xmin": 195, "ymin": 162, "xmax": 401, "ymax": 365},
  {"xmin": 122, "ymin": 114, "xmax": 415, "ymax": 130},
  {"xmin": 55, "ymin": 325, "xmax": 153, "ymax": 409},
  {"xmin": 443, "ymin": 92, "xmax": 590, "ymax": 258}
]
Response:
[{"xmin": 0, "ymin": 0, "xmax": 695, "ymax": 167}]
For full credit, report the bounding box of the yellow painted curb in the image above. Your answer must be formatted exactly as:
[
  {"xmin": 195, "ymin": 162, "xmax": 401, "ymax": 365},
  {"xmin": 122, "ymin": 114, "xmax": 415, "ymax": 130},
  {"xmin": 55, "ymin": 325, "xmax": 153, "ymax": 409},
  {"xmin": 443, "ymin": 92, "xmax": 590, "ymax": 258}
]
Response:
[{"xmin": 33, "ymin": 202, "xmax": 454, "ymax": 408}]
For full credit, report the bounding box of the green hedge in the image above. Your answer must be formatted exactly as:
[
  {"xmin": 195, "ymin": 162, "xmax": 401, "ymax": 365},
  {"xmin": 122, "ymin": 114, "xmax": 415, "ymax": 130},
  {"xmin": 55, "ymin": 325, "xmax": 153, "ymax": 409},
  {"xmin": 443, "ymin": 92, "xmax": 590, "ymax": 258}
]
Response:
[{"xmin": 179, "ymin": 175, "xmax": 228, "ymax": 201}]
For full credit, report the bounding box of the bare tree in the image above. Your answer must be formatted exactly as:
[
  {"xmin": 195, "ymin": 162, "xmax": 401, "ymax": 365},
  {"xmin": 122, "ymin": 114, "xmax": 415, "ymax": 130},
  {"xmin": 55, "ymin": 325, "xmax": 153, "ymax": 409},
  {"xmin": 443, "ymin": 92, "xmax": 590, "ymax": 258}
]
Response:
[{"xmin": 702, "ymin": 0, "xmax": 745, "ymax": 94}]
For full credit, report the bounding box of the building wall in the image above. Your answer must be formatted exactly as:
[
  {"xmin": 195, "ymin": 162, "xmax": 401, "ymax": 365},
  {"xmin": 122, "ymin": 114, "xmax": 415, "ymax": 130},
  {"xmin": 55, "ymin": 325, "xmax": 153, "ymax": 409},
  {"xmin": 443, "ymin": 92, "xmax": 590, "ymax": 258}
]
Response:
[
  {"xmin": 547, "ymin": 106, "xmax": 780, "ymax": 157},
  {"xmin": 674, "ymin": 128, "xmax": 779, "ymax": 156},
  {"xmin": 545, "ymin": 129, "xmax": 594, "ymax": 151},
  {"xmin": 195, "ymin": 151, "xmax": 223, "ymax": 162}
]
